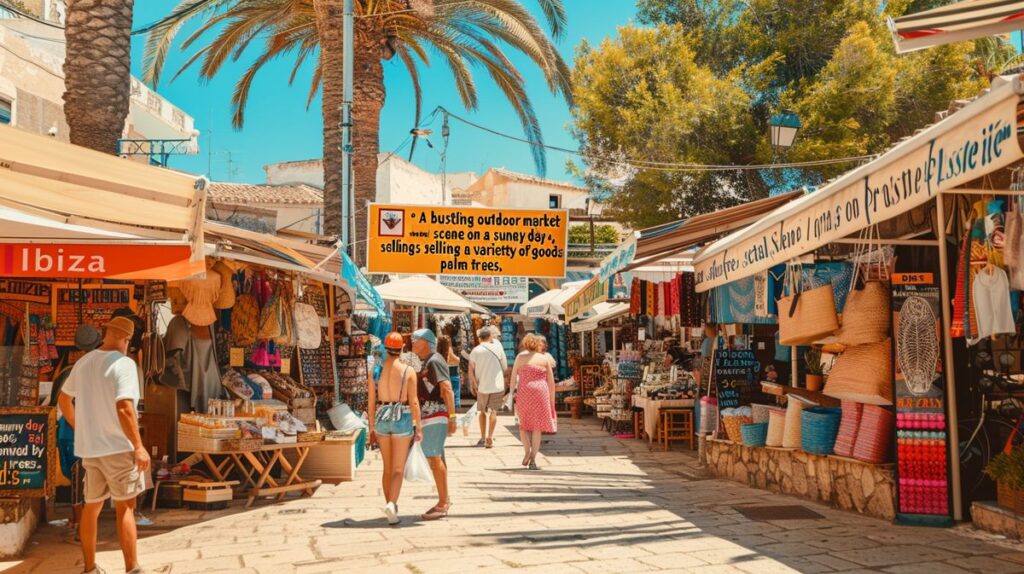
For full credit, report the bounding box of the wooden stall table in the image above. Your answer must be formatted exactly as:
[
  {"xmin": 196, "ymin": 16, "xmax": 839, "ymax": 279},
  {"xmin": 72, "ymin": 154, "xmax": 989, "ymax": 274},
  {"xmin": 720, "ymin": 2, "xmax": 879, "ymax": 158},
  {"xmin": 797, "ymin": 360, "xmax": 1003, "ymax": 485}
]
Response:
[
  {"xmin": 184, "ymin": 442, "xmax": 323, "ymax": 508},
  {"xmin": 632, "ymin": 396, "xmax": 694, "ymax": 447}
]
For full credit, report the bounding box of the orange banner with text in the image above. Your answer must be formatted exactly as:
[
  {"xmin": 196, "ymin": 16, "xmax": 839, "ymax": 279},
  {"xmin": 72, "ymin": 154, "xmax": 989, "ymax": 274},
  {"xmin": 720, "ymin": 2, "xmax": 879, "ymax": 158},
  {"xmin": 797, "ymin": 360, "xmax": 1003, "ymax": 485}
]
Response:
[
  {"xmin": 366, "ymin": 204, "xmax": 569, "ymax": 278},
  {"xmin": 0, "ymin": 243, "xmax": 200, "ymax": 280}
]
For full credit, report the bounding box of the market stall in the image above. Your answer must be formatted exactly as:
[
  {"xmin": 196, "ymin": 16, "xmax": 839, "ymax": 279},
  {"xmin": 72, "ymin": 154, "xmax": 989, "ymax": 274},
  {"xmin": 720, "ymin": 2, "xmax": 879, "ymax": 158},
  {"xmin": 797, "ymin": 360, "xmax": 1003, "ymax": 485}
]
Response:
[
  {"xmin": 0, "ymin": 126, "xmax": 208, "ymax": 558},
  {"xmin": 687, "ymin": 74, "xmax": 1024, "ymax": 525}
]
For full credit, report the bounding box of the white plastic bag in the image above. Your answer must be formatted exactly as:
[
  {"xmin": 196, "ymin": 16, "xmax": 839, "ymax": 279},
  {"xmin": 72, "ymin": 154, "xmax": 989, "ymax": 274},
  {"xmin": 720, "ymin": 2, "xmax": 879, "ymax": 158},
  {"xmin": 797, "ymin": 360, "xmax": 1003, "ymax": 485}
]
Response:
[
  {"xmin": 502, "ymin": 392, "xmax": 514, "ymax": 412},
  {"xmin": 404, "ymin": 442, "xmax": 433, "ymax": 483},
  {"xmin": 458, "ymin": 403, "xmax": 479, "ymax": 429}
]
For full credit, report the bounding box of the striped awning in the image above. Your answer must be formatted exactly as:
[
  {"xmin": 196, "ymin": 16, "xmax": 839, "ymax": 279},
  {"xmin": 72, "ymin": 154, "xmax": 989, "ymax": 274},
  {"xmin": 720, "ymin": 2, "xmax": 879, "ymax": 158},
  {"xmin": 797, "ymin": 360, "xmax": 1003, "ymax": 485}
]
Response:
[{"xmin": 889, "ymin": 0, "xmax": 1024, "ymax": 53}]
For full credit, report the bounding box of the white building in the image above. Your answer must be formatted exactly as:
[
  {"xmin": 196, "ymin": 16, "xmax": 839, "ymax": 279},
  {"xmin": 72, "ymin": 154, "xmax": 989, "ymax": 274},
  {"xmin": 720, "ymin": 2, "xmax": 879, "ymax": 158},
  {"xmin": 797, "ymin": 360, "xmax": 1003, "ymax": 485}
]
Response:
[
  {"xmin": 0, "ymin": 2, "xmax": 197, "ymax": 160},
  {"xmin": 265, "ymin": 154, "xmax": 477, "ymax": 206}
]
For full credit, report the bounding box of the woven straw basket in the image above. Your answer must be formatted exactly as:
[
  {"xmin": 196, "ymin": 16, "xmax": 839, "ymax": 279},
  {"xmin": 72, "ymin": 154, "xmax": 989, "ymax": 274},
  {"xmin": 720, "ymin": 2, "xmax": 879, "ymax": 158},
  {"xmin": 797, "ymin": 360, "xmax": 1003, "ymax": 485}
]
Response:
[
  {"xmin": 825, "ymin": 338, "xmax": 894, "ymax": 406},
  {"xmin": 835, "ymin": 281, "xmax": 890, "ymax": 346},
  {"xmin": 783, "ymin": 398, "xmax": 809, "ymax": 448},
  {"xmin": 741, "ymin": 422, "xmax": 769, "ymax": 447},
  {"xmin": 751, "ymin": 403, "xmax": 774, "ymax": 424},
  {"xmin": 801, "ymin": 407, "xmax": 842, "ymax": 455},
  {"xmin": 833, "ymin": 401, "xmax": 863, "ymax": 458},
  {"xmin": 779, "ymin": 284, "xmax": 839, "ymax": 346},
  {"xmin": 766, "ymin": 408, "xmax": 787, "ymax": 447},
  {"xmin": 853, "ymin": 405, "xmax": 895, "ymax": 464},
  {"xmin": 723, "ymin": 415, "xmax": 753, "ymax": 443}
]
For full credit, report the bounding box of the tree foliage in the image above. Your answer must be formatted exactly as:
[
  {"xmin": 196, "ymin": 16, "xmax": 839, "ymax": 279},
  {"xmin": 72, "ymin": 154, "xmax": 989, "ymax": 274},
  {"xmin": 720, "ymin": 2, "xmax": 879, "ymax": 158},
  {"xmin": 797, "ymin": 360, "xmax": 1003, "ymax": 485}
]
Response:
[
  {"xmin": 574, "ymin": 0, "xmax": 991, "ymax": 229},
  {"xmin": 568, "ymin": 224, "xmax": 620, "ymax": 245}
]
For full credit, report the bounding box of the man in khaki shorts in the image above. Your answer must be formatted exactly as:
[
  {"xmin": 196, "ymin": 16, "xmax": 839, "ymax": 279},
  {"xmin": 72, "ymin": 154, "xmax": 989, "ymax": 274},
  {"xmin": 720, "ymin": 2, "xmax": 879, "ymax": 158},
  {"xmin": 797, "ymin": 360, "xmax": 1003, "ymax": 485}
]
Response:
[
  {"xmin": 58, "ymin": 316, "xmax": 151, "ymax": 574},
  {"xmin": 469, "ymin": 326, "xmax": 508, "ymax": 448}
]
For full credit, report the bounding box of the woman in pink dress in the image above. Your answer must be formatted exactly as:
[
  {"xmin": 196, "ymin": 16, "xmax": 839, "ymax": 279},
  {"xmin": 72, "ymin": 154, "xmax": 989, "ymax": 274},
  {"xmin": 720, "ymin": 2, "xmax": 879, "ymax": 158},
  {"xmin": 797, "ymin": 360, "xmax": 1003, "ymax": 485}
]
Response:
[{"xmin": 510, "ymin": 334, "xmax": 557, "ymax": 470}]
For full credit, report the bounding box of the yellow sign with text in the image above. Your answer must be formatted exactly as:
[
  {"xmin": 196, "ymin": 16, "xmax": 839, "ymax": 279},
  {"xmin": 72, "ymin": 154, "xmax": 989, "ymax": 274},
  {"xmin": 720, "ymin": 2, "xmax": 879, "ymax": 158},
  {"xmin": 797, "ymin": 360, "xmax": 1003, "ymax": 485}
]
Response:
[{"xmin": 367, "ymin": 204, "xmax": 569, "ymax": 278}]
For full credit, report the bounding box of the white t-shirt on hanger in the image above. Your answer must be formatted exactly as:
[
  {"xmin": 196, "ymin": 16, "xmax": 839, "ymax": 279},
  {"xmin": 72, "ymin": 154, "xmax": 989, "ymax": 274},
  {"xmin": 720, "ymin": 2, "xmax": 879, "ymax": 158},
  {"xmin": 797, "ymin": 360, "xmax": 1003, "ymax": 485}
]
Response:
[{"xmin": 970, "ymin": 266, "xmax": 1016, "ymax": 345}]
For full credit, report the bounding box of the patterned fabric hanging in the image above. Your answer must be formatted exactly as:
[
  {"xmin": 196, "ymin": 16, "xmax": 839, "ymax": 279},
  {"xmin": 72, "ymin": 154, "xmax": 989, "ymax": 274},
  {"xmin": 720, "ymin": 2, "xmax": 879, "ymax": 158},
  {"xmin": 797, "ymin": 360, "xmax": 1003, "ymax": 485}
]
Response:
[
  {"xmin": 952, "ymin": 229, "xmax": 970, "ymax": 338},
  {"xmin": 680, "ymin": 272, "xmax": 700, "ymax": 327},
  {"xmin": 630, "ymin": 278, "xmax": 641, "ymax": 315},
  {"xmin": 670, "ymin": 274, "xmax": 681, "ymax": 316},
  {"xmin": 754, "ymin": 272, "xmax": 770, "ymax": 318},
  {"xmin": 646, "ymin": 281, "xmax": 656, "ymax": 316}
]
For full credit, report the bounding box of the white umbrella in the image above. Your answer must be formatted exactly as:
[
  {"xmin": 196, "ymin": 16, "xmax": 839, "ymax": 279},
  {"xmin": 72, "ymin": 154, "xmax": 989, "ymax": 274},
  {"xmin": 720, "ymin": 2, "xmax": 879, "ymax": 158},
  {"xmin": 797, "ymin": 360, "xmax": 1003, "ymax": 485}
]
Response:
[
  {"xmin": 376, "ymin": 275, "xmax": 491, "ymax": 314},
  {"xmin": 522, "ymin": 280, "xmax": 589, "ymax": 317}
]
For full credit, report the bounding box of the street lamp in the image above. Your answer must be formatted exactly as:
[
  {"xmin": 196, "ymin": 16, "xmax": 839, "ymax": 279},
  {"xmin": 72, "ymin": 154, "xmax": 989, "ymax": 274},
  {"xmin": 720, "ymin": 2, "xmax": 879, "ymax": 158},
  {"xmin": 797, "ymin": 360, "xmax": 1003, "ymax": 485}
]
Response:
[{"xmin": 769, "ymin": 109, "xmax": 801, "ymax": 158}]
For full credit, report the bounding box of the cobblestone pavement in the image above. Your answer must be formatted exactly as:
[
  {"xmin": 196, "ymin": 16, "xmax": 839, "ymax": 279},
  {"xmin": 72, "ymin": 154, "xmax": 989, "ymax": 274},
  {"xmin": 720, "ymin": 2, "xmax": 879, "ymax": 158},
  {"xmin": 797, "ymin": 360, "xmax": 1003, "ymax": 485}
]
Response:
[{"xmin": 5, "ymin": 415, "xmax": 1024, "ymax": 574}]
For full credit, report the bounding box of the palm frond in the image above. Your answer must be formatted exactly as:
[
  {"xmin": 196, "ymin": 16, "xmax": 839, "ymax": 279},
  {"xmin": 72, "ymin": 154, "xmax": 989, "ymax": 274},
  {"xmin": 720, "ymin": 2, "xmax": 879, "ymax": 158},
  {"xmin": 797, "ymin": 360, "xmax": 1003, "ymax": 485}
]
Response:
[
  {"xmin": 141, "ymin": 0, "xmax": 233, "ymax": 86},
  {"xmin": 395, "ymin": 44, "xmax": 424, "ymax": 160},
  {"xmin": 307, "ymin": 56, "xmax": 324, "ymax": 110}
]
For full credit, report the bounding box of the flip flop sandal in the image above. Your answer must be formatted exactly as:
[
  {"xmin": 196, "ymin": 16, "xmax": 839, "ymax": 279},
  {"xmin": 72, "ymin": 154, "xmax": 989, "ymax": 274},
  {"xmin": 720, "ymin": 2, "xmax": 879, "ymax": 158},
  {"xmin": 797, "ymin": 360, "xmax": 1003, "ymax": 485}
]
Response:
[
  {"xmin": 475, "ymin": 439, "xmax": 486, "ymax": 447},
  {"xmin": 485, "ymin": 439, "xmax": 493, "ymax": 449},
  {"xmin": 528, "ymin": 462, "xmax": 539, "ymax": 471},
  {"xmin": 421, "ymin": 504, "xmax": 450, "ymax": 521}
]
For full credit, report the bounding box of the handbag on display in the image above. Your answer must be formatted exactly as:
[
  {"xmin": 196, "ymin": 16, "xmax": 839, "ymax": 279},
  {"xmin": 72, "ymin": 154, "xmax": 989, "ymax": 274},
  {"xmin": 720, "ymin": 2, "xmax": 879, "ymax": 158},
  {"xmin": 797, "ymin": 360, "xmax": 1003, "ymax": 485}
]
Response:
[
  {"xmin": 824, "ymin": 338, "xmax": 894, "ymax": 405},
  {"xmin": 835, "ymin": 226, "xmax": 891, "ymax": 347},
  {"xmin": 232, "ymin": 294, "xmax": 259, "ymax": 346},
  {"xmin": 778, "ymin": 262, "xmax": 839, "ymax": 346},
  {"xmin": 294, "ymin": 302, "xmax": 322, "ymax": 350}
]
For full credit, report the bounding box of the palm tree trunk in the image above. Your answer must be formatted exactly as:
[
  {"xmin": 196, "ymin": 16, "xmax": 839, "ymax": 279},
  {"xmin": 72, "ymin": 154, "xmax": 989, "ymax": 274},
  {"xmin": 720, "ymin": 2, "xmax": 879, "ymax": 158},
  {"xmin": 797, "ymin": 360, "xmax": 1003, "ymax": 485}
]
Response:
[
  {"xmin": 351, "ymin": 20, "xmax": 385, "ymax": 267},
  {"xmin": 63, "ymin": 0, "xmax": 135, "ymax": 154},
  {"xmin": 314, "ymin": 0, "xmax": 345, "ymax": 242}
]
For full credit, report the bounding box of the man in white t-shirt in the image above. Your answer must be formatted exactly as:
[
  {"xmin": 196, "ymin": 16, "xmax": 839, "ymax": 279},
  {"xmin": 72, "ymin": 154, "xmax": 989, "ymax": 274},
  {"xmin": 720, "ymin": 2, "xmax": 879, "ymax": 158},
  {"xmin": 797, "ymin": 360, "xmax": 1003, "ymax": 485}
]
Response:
[
  {"xmin": 469, "ymin": 326, "xmax": 508, "ymax": 448},
  {"xmin": 58, "ymin": 316, "xmax": 150, "ymax": 574}
]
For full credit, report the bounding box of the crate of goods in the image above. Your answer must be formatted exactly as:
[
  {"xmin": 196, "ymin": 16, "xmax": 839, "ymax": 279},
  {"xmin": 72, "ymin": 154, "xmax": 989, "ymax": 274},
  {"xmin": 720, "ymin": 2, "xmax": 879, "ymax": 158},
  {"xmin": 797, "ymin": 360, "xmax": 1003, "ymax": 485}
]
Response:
[
  {"xmin": 181, "ymin": 480, "xmax": 238, "ymax": 510},
  {"xmin": 721, "ymin": 407, "xmax": 753, "ymax": 443}
]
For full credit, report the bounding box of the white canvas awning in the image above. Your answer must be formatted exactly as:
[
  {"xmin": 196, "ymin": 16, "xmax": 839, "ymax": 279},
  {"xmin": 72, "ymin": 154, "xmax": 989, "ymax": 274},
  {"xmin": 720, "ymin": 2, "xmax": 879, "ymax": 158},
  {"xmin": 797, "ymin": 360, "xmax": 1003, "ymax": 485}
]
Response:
[
  {"xmin": 889, "ymin": 0, "xmax": 1024, "ymax": 54},
  {"xmin": 376, "ymin": 275, "xmax": 491, "ymax": 314},
  {"xmin": 693, "ymin": 75, "xmax": 1024, "ymax": 292},
  {"xmin": 522, "ymin": 280, "xmax": 588, "ymax": 317},
  {"xmin": 571, "ymin": 302, "xmax": 629, "ymax": 333},
  {"xmin": 0, "ymin": 124, "xmax": 205, "ymax": 244}
]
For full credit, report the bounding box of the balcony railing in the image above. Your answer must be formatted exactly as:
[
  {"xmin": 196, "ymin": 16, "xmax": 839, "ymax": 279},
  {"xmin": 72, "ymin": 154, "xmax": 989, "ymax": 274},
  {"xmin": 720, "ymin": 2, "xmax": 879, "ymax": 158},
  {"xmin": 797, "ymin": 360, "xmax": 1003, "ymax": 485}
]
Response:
[{"xmin": 567, "ymin": 243, "xmax": 618, "ymax": 260}]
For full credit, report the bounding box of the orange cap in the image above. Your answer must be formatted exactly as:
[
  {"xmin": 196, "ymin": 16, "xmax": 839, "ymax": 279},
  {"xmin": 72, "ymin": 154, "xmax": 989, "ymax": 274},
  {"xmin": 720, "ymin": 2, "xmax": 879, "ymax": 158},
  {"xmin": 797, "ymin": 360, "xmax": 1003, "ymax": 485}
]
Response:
[{"xmin": 384, "ymin": 332, "xmax": 405, "ymax": 351}]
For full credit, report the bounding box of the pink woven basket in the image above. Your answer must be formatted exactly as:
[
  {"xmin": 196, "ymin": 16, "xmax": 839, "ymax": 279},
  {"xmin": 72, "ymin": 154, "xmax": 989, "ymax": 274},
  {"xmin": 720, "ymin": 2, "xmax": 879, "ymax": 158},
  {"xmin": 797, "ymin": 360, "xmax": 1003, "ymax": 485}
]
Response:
[{"xmin": 833, "ymin": 401, "xmax": 863, "ymax": 458}]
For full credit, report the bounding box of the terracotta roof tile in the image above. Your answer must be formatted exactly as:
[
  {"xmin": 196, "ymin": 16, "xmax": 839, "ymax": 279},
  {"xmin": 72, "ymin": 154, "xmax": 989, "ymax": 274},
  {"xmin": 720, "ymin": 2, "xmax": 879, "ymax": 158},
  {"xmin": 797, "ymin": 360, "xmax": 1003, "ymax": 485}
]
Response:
[{"xmin": 207, "ymin": 182, "xmax": 323, "ymax": 206}]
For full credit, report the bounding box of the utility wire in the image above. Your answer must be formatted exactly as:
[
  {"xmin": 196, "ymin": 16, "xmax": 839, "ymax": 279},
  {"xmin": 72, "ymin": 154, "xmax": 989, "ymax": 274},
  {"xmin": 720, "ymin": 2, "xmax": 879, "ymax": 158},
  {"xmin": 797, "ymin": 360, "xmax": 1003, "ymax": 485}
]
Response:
[{"xmin": 435, "ymin": 106, "xmax": 876, "ymax": 173}]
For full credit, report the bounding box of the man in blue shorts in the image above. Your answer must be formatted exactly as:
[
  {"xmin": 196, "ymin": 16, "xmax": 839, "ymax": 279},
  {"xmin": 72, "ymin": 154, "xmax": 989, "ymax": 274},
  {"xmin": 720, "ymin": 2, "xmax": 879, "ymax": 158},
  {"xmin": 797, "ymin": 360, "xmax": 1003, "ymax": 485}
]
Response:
[{"xmin": 412, "ymin": 328, "xmax": 456, "ymax": 520}]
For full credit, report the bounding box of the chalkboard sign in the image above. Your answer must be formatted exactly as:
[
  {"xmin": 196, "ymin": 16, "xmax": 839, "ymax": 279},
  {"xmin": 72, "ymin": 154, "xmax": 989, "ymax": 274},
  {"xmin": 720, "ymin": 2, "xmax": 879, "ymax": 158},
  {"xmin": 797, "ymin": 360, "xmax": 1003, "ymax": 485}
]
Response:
[
  {"xmin": 714, "ymin": 350, "xmax": 761, "ymax": 410},
  {"xmin": 0, "ymin": 406, "xmax": 57, "ymax": 498}
]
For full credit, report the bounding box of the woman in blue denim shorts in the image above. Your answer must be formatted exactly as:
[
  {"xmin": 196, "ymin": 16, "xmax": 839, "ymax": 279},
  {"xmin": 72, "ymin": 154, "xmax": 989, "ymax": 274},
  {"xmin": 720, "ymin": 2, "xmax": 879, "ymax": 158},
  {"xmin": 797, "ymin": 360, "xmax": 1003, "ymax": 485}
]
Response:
[{"xmin": 368, "ymin": 332, "xmax": 422, "ymax": 525}]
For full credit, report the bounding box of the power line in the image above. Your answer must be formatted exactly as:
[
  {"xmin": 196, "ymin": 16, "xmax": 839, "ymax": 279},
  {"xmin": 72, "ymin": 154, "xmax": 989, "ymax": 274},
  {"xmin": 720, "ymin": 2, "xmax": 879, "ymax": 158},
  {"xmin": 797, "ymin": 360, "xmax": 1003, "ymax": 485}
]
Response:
[{"xmin": 435, "ymin": 106, "xmax": 875, "ymax": 173}]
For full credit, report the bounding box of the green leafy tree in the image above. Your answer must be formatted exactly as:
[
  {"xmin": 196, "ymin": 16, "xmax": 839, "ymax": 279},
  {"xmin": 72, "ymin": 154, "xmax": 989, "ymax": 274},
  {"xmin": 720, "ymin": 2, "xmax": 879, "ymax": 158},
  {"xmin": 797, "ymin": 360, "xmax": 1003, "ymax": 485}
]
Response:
[
  {"xmin": 573, "ymin": 0, "xmax": 984, "ymax": 229},
  {"xmin": 568, "ymin": 224, "xmax": 619, "ymax": 245},
  {"xmin": 571, "ymin": 25, "xmax": 759, "ymax": 229}
]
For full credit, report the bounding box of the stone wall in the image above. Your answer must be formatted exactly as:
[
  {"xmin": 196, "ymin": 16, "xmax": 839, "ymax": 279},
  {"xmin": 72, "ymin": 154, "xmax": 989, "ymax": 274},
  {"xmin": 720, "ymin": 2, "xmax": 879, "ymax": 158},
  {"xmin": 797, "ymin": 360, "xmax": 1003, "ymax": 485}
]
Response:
[
  {"xmin": 971, "ymin": 501, "xmax": 1024, "ymax": 539},
  {"xmin": 705, "ymin": 439, "xmax": 897, "ymax": 520},
  {"xmin": 0, "ymin": 497, "xmax": 39, "ymax": 558}
]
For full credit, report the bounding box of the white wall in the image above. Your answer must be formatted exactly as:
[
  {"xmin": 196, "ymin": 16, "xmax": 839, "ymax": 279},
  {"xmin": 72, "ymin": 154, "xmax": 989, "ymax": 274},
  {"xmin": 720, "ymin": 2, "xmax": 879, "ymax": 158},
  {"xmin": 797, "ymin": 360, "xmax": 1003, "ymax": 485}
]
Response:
[{"xmin": 505, "ymin": 181, "xmax": 589, "ymax": 210}]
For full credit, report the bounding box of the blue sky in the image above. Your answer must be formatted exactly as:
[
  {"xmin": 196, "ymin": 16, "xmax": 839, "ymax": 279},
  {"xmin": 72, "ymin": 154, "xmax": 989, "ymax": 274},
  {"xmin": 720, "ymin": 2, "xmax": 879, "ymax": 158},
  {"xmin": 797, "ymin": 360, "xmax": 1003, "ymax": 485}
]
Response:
[{"xmin": 130, "ymin": 1, "xmax": 637, "ymax": 185}]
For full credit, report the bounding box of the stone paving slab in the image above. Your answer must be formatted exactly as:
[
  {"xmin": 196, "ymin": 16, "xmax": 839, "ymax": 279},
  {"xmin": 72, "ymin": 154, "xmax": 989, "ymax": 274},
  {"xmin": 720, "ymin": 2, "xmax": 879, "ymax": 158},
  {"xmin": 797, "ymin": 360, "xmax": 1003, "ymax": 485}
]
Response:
[{"xmin": 4, "ymin": 416, "xmax": 1024, "ymax": 573}]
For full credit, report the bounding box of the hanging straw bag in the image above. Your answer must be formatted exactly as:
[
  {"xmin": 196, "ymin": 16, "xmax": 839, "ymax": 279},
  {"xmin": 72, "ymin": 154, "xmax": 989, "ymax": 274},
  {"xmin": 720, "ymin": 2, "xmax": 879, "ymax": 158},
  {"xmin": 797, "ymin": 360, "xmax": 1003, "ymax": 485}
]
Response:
[
  {"xmin": 778, "ymin": 262, "xmax": 839, "ymax": 346},
  {"xmin": 824, "ymin": 338, "xmax": 894, "ymax": 405},
  {"xmin": 294, "ymin": 302, "xmax": 322, "ymax": 350},
  {"xmin": 836, "ymin": 226, "xmax": 891, "ymax": 346}
]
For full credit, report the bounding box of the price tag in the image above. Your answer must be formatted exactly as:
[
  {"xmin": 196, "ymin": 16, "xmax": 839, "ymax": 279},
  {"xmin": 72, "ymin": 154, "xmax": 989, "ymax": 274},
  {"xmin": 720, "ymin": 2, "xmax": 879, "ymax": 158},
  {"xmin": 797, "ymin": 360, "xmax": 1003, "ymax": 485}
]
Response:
[
  {"xmin": 280, "ymin": 358, "xmax": 291, "ymax": 374},
  {"xmin": 230, "ymin": 348, "xmax": 244, "ymax": 367}
]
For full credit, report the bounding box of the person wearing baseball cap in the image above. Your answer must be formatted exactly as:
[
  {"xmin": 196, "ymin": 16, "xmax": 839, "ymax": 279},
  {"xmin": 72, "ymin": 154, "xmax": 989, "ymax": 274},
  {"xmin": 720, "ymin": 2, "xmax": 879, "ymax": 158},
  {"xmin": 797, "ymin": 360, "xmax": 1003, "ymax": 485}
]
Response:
[
  {"xmin": 368, "ymin": 332, "xmax": 422, "ymax": 525},
  {"xmin": 411, "ymin": 328, "xmax": 455, "ymax": 520},
  {"xmin": 58, "ymin": 316, "xmax": 151, "ymax": 574}
]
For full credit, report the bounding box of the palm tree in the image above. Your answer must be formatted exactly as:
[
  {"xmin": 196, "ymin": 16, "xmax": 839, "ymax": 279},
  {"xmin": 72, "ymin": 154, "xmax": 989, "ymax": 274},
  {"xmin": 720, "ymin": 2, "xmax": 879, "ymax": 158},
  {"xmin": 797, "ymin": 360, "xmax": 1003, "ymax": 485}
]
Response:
[
  {"xmin": 140, "ymin": 0, "xmax": 571, "ymax": 260},
  {"xmin": 64, "ymin": 0, "xmax": 136, "ymax": 154}
]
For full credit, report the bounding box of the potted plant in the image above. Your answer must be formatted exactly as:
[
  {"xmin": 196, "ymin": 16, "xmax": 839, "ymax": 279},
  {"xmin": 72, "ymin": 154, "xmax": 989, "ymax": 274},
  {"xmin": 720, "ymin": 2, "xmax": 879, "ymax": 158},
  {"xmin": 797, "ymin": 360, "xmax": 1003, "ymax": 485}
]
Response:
[
  {"xmin": 805, "ymin": 348, "xmax": 824, "ymax": 392},
  {"xmin": 985, "ymin": 447, "xmax": 1024, "ymax": 514}
]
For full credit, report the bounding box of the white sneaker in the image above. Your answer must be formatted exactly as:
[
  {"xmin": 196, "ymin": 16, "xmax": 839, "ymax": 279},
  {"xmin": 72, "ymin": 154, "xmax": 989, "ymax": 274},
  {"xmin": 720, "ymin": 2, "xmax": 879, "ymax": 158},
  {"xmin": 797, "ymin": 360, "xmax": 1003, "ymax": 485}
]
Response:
[{"xmin": 384, "ymin": 502, "xmax": 400, "ymax": 525}]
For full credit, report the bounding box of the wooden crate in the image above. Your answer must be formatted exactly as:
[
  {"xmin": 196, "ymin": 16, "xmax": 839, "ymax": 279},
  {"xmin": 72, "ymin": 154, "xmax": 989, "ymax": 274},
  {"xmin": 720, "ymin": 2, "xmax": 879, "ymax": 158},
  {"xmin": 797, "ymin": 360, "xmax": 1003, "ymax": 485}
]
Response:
[
  {"xmin": 177, "ymin": 433, "xmax": 263, "ymax": 453},
  {"xmin": 181, "ymin": 481, "xmax": 237, "ymax": 503},
  {"xmin": 284, "ymin": 437, "xmax": 358, "ymax": 484}
]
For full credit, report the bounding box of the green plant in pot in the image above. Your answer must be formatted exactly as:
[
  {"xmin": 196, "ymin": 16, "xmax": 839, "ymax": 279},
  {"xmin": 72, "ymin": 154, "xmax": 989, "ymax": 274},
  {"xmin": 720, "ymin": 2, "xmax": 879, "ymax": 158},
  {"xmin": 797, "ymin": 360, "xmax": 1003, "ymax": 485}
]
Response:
[
  {"xmin": 805, "ymin": 348, "xmax": 824, "ymax": 392},
  {"xmin": 985, "ymin": 447, "xmax": 1024, "ymax": 513}
]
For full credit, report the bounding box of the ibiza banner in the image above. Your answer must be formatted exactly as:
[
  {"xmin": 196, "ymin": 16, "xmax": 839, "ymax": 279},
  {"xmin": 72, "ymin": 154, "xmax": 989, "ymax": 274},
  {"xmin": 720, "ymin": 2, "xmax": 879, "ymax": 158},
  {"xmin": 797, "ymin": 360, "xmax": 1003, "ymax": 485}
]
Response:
[{"xmin": 694, "ymin": 84, "xmax": 1024, "ymax": 292}]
